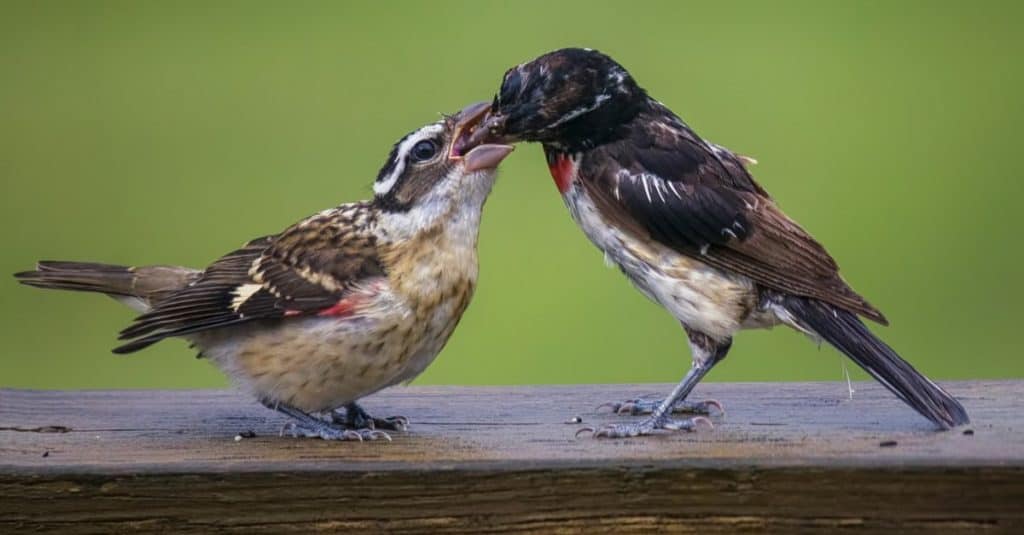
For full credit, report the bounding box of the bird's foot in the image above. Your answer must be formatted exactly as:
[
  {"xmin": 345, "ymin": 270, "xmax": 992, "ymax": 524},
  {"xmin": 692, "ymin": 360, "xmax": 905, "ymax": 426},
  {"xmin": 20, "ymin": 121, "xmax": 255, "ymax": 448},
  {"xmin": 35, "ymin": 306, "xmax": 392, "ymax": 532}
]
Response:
[
  {"xmin": 280, "ymin": 421, "xmax": 392, "ymax": 442},
  {"xmin": 597, "ymin": 397, "xmax": 724, "ymax": 417},
  {"xmin": 577, "ymin": 415, "xmax": 713, "ymax": 439},
  {"xmin": 332, "ymin": 403, "xmax": 409, "ymax": 432}
]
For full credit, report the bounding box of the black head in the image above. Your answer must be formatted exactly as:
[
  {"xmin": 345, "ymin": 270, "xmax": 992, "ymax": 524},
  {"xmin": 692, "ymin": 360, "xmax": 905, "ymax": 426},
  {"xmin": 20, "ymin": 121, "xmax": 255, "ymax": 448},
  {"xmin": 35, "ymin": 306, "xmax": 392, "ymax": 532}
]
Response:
[{"xmin": 469, "ymin": 48, "xmax": 649, "ymax": 150}]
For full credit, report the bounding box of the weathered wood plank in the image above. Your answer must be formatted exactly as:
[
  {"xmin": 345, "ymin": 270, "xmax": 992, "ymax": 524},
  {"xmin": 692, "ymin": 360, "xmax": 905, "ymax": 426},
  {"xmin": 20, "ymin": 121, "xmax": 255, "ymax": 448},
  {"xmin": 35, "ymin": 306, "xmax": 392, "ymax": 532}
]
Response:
[{"xmin": 1, "ymin": 381, "xmax": 1021, "ymax": 533}]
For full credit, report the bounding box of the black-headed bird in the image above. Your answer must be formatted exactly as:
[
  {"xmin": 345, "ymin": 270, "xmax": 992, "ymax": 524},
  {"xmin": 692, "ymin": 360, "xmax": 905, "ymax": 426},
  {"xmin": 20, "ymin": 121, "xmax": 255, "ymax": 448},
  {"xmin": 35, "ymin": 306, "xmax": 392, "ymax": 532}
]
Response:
[{"xmin": 462, "ymin": 48, "xmax": 967, "ymax": 437}]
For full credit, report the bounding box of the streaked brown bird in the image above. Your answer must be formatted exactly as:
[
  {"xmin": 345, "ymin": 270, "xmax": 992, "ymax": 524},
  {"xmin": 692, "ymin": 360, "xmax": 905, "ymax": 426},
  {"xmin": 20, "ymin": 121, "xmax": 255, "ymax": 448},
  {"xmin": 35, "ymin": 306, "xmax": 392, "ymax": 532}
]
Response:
[
  {"xmin": 463, "ymin": 48, "xmax": 968, "ymax": 437},
  {"xmin": 15, "ymin": 103, "xmax": 513, "ymax": 440}
]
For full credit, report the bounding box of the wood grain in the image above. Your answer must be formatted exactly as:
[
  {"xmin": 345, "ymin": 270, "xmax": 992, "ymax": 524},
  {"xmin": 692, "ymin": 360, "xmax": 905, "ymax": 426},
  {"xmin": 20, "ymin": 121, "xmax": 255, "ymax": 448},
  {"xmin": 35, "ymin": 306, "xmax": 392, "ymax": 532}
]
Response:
[{"xmin": 1, "ymin": 381, "xmax": 1021, "ymax": 533}]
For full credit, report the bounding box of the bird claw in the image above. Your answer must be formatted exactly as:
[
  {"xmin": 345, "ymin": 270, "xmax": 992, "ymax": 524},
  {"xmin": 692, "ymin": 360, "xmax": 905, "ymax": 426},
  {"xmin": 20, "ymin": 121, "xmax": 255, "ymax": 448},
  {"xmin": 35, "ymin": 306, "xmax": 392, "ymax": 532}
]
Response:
[
  {"xmin": 596, "ymin": 397, "xmax": 725, "ymax": 417},
  {"xmin": 578, "ymin": 415, "xmax": 713, "ymax": 439},
  {"xmin": 594, "ymin": 401, "xmax": 639, "ymax": 414},
  {"xmin": 685, "ymin": 399, "xmax": 725, "ymax": 416},
  {"xmin": 279, "ymin": 422, "xmax": 392, "ymax": 442},
  {"xmin": 357, "ymin": 429, "xmax": 393, "ymax": 442},
  {"xmin": 575, "ymin": 426, "xmax": 598, "ymax": 439},
  {"xmin": 332, "ymin": 405, "xmax": 409, "ymax": 432},
  {"xmin": 663, "ymin": 416, "xmax": 713, "ymax": 431},
  {"xmin": 375, "ymin": 415, "xmax": 410, "ymax": 432}
]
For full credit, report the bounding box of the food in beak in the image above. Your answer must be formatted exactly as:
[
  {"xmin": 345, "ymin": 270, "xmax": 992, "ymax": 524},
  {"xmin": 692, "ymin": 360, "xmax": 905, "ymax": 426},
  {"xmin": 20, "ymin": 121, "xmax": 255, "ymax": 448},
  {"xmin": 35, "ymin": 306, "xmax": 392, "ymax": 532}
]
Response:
[
  {"xmin": 451, "ymin": 101, "xmax": 492, "ymax": 158},
  {"xmin": 450, "ymin": 102, "xmax": 513, "ymax": 171},
  {"xmin": 462, "ymin": 113, "xmax": 507, "ymax": 151}
]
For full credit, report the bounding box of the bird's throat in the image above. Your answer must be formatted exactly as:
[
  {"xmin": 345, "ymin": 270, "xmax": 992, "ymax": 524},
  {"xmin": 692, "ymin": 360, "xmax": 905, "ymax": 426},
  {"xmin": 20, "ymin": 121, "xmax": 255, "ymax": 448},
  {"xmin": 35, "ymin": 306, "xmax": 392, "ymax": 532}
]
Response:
[{"xmin": 547, "ymin": 152, "xmax": 576, "ymax": 194}]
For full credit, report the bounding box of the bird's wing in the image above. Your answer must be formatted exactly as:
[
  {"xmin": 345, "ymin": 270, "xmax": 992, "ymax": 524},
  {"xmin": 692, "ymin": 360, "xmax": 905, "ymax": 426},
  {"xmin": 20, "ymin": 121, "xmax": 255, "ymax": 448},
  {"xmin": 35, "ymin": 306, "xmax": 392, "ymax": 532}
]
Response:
[
  {"xmin": 114, "ymin": 207, "xmax": 386, "ymax": 353},
  {"xmin": 582, "ymin": 119, "xmax": 887, "ymax": 324}
]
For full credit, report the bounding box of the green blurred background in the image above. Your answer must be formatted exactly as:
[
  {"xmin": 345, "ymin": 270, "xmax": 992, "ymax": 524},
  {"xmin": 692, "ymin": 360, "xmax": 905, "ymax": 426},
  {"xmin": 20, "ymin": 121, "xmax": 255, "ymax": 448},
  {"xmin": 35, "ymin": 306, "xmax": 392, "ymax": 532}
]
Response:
[{"xmin": 2, "ymin": 1, "xmax": 1021, "ymax": 389}]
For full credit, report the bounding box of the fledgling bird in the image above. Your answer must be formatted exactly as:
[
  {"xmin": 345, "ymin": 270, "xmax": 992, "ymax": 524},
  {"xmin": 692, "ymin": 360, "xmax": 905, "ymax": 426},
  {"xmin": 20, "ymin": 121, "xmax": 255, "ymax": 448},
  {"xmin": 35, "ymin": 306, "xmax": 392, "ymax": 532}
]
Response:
[
  {"xmin": 15, "ymin": 102, "xmax": 513, "ymax": 441},
  {"xmin": 463, "ymin": 48, "xmax": 968, "ymax": 437}
]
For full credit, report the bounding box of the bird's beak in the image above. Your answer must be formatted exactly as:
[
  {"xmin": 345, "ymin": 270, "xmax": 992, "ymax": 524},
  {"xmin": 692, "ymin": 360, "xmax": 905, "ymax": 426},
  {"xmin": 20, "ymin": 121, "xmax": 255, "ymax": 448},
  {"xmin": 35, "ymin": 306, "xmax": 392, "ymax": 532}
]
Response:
[
  {"xmin": 463, "ymin": 112, "xmax": 510, "ymax": 149},
  {"xmin": 463, "ymin": 143, "xmax": 514, "ymax": 172},
  {"xmin": 451, "ymin": 101, "xmax": 514, "ymax": 172}
]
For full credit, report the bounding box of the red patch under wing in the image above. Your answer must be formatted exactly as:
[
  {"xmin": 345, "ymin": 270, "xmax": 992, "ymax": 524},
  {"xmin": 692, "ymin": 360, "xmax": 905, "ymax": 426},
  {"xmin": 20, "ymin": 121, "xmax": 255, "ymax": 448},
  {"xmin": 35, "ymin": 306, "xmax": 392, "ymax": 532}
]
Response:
[
  {"xmin": 282, "ymin": 295, "xmax": 364, "ymax": 318},
  {"xmin": 283, "ymin": 280, "xmax": 385, "ymax": 319},
  {"xmin": 548, "ymin": 154, "xmax": 575, "ymax": 194},
  {"xmin": 317, "ymin": 298, "xmax": 360, "ymax": 317}
]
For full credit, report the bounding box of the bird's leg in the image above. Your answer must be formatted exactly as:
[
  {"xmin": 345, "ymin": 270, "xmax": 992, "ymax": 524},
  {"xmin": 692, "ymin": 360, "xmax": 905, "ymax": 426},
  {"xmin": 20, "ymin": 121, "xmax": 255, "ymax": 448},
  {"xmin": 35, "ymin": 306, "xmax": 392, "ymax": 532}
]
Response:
[
  {"xmin": 260, "ymin": 399, "xmax": 391, "ymax": 441},
  {"xmin": 596, "ymin": 327, "xmax": 728, "ymax": 417},
  {"xmin": 331, "ymin": 402, "xmax": 409, "ymax": 432},
  {"xmin": 582, "ymin": 330, "xmax": 731, "ymax": 438}
]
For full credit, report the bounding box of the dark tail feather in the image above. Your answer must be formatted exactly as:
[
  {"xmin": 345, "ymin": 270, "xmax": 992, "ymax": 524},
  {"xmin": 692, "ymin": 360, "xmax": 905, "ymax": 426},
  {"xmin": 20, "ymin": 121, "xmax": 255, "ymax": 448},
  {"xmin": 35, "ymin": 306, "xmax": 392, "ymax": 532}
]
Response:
[
  {"xmin": 14, "ymin": 261, "xmax": 137, "ymax": 296},
  {"xmin": 784, "ymin": 296, "xmax": 969, "ymax": 429}
]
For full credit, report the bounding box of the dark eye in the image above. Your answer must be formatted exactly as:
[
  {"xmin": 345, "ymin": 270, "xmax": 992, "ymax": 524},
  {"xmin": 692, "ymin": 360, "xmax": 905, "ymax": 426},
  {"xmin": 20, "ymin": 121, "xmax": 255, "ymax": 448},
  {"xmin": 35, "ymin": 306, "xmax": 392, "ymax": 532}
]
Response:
[{"xmin": 410, "ymin": 140, "xmax": 438, "ymax": 162}]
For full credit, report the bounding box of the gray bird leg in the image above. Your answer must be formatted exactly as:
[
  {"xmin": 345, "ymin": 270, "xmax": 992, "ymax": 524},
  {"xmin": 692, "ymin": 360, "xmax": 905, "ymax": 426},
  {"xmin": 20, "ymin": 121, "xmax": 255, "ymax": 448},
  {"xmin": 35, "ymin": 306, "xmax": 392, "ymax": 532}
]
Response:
[
  {"xmin": 260, "ymin": 399, "xmax": 391, "ymax": 441},
  {"xmin": 581, "ymin": 329, "xmax": 731, "ymax": 439}
]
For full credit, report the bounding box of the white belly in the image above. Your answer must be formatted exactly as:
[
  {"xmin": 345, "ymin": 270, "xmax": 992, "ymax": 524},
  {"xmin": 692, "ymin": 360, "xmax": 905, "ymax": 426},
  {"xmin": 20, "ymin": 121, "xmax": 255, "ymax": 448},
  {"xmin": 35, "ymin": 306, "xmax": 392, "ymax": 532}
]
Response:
[
  {"xmin": 563, "ymin": 185, "xmax": 759, "ymax": 340},
  {"xmin": 190, "ymin": 287, "xmax": 463, "ymax": 413}
]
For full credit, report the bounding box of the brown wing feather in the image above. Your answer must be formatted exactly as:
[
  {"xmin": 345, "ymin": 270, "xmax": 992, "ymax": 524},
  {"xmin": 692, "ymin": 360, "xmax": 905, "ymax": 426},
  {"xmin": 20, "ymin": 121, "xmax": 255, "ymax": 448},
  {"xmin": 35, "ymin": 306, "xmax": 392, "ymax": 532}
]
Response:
[
  {"xmin": 114, "ymin": 205, "xmax": 385, "ymax": 353},
  {"xmin": 583, "ymin": 112, "xmax": 886, "ymax": 324},
  {"xmin": 705, "ymin": 196, "xmax": 887, "ymax": 324}
]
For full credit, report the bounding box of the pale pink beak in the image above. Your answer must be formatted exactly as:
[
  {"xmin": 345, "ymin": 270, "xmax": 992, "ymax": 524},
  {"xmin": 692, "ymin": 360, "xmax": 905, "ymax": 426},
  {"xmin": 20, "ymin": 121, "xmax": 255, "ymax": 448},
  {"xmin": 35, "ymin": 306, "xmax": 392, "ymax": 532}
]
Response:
[
  {"xmin": 451, "ymin": 101, "xmax": 514, "ymax": 172},
  {"xmin": 463, "ymin": 143, "xmax": 514, "ymax": 172}
]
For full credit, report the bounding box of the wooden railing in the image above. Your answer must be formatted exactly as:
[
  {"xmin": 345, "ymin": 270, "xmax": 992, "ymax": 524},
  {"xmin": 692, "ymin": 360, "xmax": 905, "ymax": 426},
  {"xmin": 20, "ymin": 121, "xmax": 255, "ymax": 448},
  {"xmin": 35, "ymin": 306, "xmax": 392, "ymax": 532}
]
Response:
[{"xmin": 1, "ymin": 381, "xmax": 1021, "ymax": 532}]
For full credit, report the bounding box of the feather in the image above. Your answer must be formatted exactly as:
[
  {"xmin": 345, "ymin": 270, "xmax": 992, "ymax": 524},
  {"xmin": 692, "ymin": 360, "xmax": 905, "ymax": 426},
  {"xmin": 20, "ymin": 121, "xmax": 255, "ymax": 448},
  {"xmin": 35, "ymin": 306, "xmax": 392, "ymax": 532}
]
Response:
[
  {"xmin": 111, "ymin": 204, "xmax": 386, "ymax": 352},
  {"xmin": 580, "ymin": 107, "xmax": 887, "ymax": 324}
]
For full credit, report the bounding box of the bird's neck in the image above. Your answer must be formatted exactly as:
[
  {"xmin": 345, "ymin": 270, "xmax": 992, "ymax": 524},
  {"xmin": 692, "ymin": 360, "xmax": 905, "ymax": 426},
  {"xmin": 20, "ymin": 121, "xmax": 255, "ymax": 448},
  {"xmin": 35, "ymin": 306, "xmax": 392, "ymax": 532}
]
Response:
[
  {"xmin": 541, "ymin": 107, "xmax": 651, "ymax": 194},
  {"xmin": 540, "ymin": 95, "xmax": 651, "ymax": 154},
  {"xmin": 379, "ymin": 199, "xmax": 482, "ymax": 306},
  {"xmin": 542, "ymin": 146, "xmax": 580, "ymax": 195}
]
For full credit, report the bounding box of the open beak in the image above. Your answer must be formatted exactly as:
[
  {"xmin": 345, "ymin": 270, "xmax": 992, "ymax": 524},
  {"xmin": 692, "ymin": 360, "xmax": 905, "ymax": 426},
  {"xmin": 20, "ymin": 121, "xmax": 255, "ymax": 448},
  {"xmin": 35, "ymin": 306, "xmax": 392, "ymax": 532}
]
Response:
[
  {"xmin": 463, "ymin": 112, "xmax": 509, "ymax": 150},
  {"xmin": 463, "ymin": 143, "xmax": 514, "ymax": 172},
  {"xmin": 451, "ymin": 101, "xmax": 514, "ymax": 172}
]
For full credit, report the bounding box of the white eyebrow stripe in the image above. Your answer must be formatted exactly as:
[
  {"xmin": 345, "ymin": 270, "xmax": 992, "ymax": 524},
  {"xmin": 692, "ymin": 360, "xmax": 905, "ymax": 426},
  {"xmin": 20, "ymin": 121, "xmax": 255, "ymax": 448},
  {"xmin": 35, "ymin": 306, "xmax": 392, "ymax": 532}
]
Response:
[{"xmin": 373, "ymin": 122, "xmax": 445, "ymax": 196}]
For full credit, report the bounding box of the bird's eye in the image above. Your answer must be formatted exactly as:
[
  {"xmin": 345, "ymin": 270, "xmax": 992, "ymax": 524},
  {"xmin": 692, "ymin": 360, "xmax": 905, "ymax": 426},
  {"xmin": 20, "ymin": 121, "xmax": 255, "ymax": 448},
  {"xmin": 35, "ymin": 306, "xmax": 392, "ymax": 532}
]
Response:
[{"xmin": 410, "ymin": 140, "xmax": 438, "ymax": 162}]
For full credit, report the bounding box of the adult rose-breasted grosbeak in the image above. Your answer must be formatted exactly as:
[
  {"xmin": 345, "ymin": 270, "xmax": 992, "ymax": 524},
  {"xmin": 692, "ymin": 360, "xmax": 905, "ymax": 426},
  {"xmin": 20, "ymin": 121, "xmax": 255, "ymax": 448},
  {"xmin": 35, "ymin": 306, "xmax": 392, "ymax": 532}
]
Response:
[
  {"xmin": 15, "ymin": 102, "xmax": 513, "ymax": 441},
  {"xmin": 463, "ymin": 48, "xmax": 968, "ymax": 437}
]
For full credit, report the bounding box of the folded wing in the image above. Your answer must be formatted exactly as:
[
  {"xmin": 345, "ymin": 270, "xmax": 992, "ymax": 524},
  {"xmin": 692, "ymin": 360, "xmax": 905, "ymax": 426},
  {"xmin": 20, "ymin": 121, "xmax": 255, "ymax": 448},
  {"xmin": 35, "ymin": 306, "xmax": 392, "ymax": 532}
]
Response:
[
  {"xmin": 583, "ymin": 115, "xmax": 886, "ymax": 324},
  {"xmin": 114, "ymin": 209, "xmax": 385, "ymax": 353}
]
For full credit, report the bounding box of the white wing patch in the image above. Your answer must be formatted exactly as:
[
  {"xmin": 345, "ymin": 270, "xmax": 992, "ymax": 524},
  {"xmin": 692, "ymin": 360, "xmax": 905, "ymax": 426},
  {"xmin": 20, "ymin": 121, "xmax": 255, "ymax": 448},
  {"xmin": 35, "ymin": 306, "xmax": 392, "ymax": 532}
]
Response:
[
  {"xmin": 230, "ymin": 283, "xmax": 263, "ymax": 312},
  {"xmin": 640, "ymin": 173, "xmax": 652, "ymax": 202}
]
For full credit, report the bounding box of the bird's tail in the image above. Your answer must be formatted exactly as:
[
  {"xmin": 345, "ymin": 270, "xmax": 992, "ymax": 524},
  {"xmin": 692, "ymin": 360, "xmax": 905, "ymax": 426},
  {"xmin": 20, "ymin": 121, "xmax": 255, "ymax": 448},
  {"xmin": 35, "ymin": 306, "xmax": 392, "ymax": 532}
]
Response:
[
  {"xmin": 14, "ymin": 261, "xmax": 198, "ymax": 312},
  {"xmin": 783, "ymin": 296, "xmax": 969, "ymax": 429}
]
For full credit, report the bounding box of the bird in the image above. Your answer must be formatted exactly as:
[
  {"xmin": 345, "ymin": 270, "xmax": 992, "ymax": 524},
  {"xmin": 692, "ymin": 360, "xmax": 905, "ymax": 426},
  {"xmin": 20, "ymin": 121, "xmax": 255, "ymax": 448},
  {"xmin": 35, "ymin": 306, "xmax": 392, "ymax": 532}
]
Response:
[
  {"xmin": 15, "ymin": 102, "xmax": 514, "ymax": 441},
  {"xmin": 461, "ymin": 48, "xmax": 968, "ymax": 437}
]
